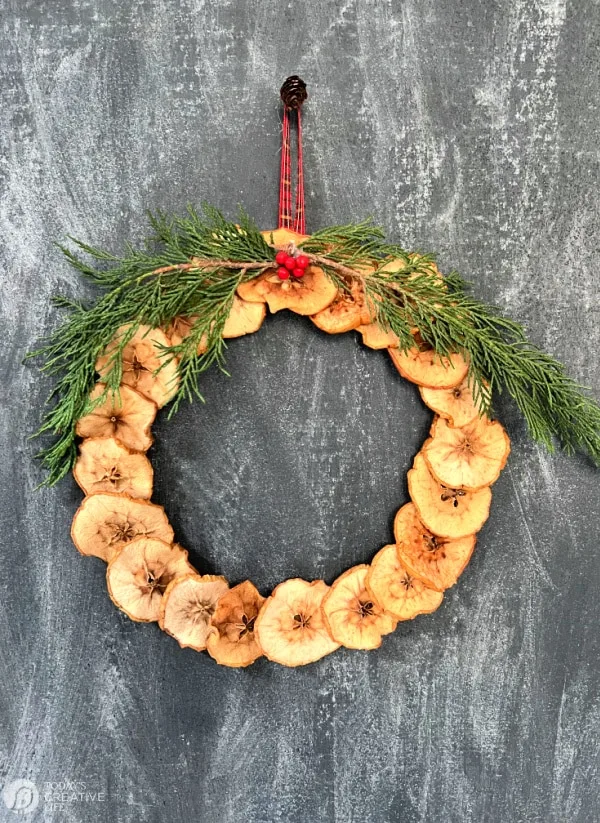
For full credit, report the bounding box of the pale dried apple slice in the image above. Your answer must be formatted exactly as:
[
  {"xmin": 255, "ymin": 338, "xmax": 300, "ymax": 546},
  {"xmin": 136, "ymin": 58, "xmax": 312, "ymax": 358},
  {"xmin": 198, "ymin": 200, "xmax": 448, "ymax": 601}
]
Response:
[
  {"xmin": 389, "ymin": 347, "xmax": 469, "ymax": 389},
  {"xmin": 254, "ymin": 578, "xmax": 340, "ymax": 666},
  {"xmin": 96, "ymin": 324, "xmax": 179, "ymax": 407},
  {"xmin": 223, "ymin": 295, "xmax": 266, "ymax": 338},
  {"xmin": 366, "ymin": 544, "xmax": 443, "ymax": 620},
  {"xmin": 408, "ymin": 452, "xmax": 492, "ymax": 539},
  {"xmin": 106, "ymin": 537, "xmax": 192, "ymax": 622},
  {"xmin": 322, "ymin": 565, "xmax": 397, "ymax": 650},
  {"xmin": 356, "ymin": 322, "xmax": 399, "ymax": 350},
  {"xmin": 394, "ymin": 503, "xmax": 476, "ymax": 591},
  {"xmin": 73, "ymin": 436, "xmax": 153, "ymax": 498},
  {"xmin": 71, "ymin": 492, "xmax": 173, "ymax": 562},
  {"xmin": 419, "ymin": 378, "xmax": 481, "ymax": 428},
  {"xmin": 75, "ymin": 383, "xmax": 156, "ymax": 452},
  {"xmin": 311, "ymin": 281, "xmax": 370, "ymax": 334},
  {"xmin": 206, "ymin": 580, "xmax": 265, "ymax": 667},
  {"xmin": 423, "ymin": 415, "xmax": 511, "ymax": 490},
  {"xmin": 168, "ymin": 295, "xmax": 265, "ymax": 349},
  {"xmin": 378, "ymin": 254, "xmax": 443, "ymax": 284},
  {"xmin": 237, "ymin": 265, "xmax": 338, "ymax": 316},
  {"xmin": 159, "ymin": 573, "xmax": 229, "ymax": 651},
  {"xmin": 260, "ymin": 227, "xmax": 309, "ymax": 246}
]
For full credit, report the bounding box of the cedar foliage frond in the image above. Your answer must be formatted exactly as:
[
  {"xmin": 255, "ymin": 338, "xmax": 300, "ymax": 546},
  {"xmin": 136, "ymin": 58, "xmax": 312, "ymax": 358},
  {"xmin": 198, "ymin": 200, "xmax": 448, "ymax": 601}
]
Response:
[{"xmin": 27, "ymin": 209, "xmax": 600, "ymax": 486}]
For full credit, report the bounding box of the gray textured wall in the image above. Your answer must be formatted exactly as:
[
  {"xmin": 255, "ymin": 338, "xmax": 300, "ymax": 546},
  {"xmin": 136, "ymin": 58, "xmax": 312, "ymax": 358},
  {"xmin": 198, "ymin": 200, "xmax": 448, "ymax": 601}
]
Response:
[{"xmin": 1, "ymin": 1, "xmax": 599, "ymax": 822}]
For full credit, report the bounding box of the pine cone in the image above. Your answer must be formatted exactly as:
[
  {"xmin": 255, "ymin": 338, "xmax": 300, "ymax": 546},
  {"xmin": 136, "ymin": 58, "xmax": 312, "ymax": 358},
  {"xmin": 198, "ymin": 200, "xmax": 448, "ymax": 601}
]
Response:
[{"xmin": 280, "ymin": 76, "xmax": 307, "ymax": 110}]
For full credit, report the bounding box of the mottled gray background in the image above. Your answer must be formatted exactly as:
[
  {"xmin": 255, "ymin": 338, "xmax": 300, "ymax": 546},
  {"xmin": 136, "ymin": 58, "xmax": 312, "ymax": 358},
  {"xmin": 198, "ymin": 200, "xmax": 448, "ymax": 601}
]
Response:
[{"xmin": 1, "ymin": 1, "xmax": 599, "ymax": 821}]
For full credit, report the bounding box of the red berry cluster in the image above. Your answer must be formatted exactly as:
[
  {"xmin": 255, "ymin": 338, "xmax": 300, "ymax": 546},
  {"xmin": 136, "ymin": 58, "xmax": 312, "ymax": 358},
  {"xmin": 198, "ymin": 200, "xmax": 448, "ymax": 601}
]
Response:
[{"xmin": 275, "ymin": 250, "xmax": 310, "ymax": 280}]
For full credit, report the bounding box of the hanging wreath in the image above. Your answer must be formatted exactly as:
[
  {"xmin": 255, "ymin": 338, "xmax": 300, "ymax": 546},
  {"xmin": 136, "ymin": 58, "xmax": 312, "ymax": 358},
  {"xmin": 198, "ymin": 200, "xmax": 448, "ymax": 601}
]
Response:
[{"xmin": 28, "ymin": 77, "xmax": 600, "ymax": 668}]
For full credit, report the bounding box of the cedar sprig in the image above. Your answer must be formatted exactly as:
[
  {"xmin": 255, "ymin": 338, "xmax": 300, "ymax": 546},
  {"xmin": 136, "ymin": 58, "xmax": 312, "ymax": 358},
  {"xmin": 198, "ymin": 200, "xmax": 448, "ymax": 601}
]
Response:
[
  {"xmin": 300, "ymin": 228, "xmax": 600, "ymax": 462},
  {"xmin": 27, "ymin": 209, "xmax": 600, "ymax": 487},
  {"xmin": 27, "ymin": 206, "xmax": 275, "ymax": 486},
  {"xmin": 362, "ymin": 264, "xmax": 600, "ymax": 461}
]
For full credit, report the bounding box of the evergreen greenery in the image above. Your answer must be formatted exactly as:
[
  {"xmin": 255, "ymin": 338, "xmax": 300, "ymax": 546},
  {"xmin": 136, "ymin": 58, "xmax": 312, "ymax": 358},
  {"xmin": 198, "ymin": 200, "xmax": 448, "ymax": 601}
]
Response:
[{"xmin": 27, "ymin": 206, "xmax": 600, "ymax": 486}]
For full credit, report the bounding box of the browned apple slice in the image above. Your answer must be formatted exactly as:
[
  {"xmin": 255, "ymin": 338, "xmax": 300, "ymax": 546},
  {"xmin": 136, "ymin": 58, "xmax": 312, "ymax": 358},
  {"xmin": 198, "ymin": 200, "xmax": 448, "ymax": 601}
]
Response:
[
  {"xmin": 223, "ymin": 296, "xmax": 266, "ymax": 337},
  {"xmin": 71, "ymin": 492, "xmax": 174, "ymax": 562},
  {"xmin": 96, "ymin": 324, "xmax": 179, "ymax": 407},
  {"xmin": 408, "ymin": 452, "xmax": 492, "ymax": 539},
  {"xmin": 357, "ymin": 322, "xmax": 400, "ymax": 349},
  {"xmin": 75, "ymin": 384, "xmax": 156, "ymax": 452},
  {"xmin": 73, "ymin": 436, "xmax": 153, "ymax": 499},
  {"xmin": 389, "ymin": 347, "xmax": 469, "ymax": 389},
  {"xmin": 237, "ymin": 265, "xmax": 337, "ymax": 315},
  {"xmin": 311, "ymin": 281, "xmax": 370, "ymax": 334},
  {"xmin": 166, "ymin": 316, "xmax": 208, "ymax": 353},
  {"xmin": 419, "ymin": 377, "xmax": 482, "ymax": 428},
  {"xmin": 206, "ymin": 580, "xmax": 265, "ymax": 667},
  {"xmin": 394, "ymin": 503, "xmax": 476, "ymax": 591},
  {"xmin": 168, "ymin": 295, "xmax": 265, "ymax": 349},
  {"xmin": 260, "ymin": 227, "xmax": 309, "ymax": 246},
  {"xmin": 159, "ymin": 573, "xmax": 230, "ymax": 650}
]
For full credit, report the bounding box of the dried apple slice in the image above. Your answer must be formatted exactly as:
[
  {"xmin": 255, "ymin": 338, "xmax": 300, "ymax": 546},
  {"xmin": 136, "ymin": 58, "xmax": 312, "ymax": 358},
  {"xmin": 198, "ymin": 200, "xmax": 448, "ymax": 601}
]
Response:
[
  {"xmin": 75, "ymin": 383, "xmax": 156, "ymax": 452},
  {"xmin": 260, "ymin": 227, "xmax": 309, "ymax": 246},
  {"xmin": 223, "ymin": 296, "xmax": 266, "ymax": 338},
  {"xmin": 106, "ymin": 537, "xmax": 192, "ymax": 622},
  {"xmin": 356, "ymin": 322, "xmax": 399, "ymax": 350},
  {"xmin": 389, "ymin": 347, "xmax": 469, "ymax": 389},
  {"xmin": 366, "ymin": 544, "xmax": 443, "ymax": 620},
  {"xmin": 311, "ymin": 281, "xmax": 371, "ymax": 334},
  {"xmin": 96, "ymin": 324, "xmax": 179, "ymax": 407},
  {"xmin": 237, "ymin": 265, "xmax": 338, "ymax": 316},
  {"xmin": 394, "ymin": 503, "xmax": 476, "ymax": 591},
  {"xmin": 254, "ymin": 578, "xmax": 340, "ymax": 667},
  {"xmin": 408, "ymin": 452, "xmax": 491, "ymax": 539},
  {"xmin": 312, "ymin": 264, "xmax": 402, "ymax": 341},
  {"xmin": 73, "ymin": 436, "xmax": 153, "ymax": 498},
  {"xmin": 356, "ymin": 255, "xmax": 443, "ymax": 349},
  {"xmin": 206, "ymin": 580, "xmax": 265, "ymax": 667},
  {"xmin": 168, "ymin": 295, "xmax": 265, "ymax": 349},
  {"xmin": 423, "ymin": 415, "xmax": 511, "ymax": 491},
  {"xmin": 419, "ymin": 377, "xmax": 481, "ymax": 428},
  {"xmin": 159, "ymin": 573, "xmax": 229, "ymax": 651},
  {"xmin": 166, "ymin": 316, "xmax": 208, "ymax": 354},
  {"xmin": 354, "ymin": 258, "xmax": 401, "ymax": 349},
  {"xmin": 71, "ymin": 492, "xmax": 173, "ymax": 562},
  {"xmin": 322, "ymin": 565, "xmax": 397, "ymax": 650},
  {"xmin": 378, "ymin": 254, "xmax": 443, "ymax": 284}
]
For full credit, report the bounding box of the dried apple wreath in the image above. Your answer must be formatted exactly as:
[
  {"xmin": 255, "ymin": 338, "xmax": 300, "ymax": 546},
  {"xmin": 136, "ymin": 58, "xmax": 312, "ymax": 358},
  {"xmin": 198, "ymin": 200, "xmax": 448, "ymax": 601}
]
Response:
[
  {"xmin": 29, "ymin": 78, "xmax": 599, "ymax": 669},
  {"xmin": 66, "ymin": 226, "xmax": 509, "ymax": 667}
]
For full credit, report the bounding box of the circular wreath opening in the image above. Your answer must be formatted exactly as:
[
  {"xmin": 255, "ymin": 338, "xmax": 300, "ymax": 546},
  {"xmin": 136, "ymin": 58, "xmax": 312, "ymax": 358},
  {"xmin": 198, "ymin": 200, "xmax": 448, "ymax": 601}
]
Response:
[{"xmin": 147, "ymin": 308, "xmax": 432, "ymax": 590}]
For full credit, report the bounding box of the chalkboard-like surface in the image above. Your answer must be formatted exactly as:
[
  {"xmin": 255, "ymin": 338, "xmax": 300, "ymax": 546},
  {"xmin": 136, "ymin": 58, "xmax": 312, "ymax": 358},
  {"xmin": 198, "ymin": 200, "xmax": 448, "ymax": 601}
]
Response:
[{"xmin": 1, "ymin": 2, "xmax": 599, "ymax": 821}]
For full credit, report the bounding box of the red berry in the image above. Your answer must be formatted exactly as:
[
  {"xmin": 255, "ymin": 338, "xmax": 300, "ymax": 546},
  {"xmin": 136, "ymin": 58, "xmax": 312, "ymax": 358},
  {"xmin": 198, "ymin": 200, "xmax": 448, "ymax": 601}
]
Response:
[
  {"xmin": 277, "ymin": 266, "xmax": 290, "ymax": 280},
  {"xmin": 284, "ymin": 255, "xmax": 296, "ymax": 270},
  {"xmin": 275, "ymin": 251, "xmax": 287, "ymax": 265},
  {"xmin": 296, "ymin": 254, "xmax": 309, "ymax": 269},
  {"xmin": 292, "ymin": 267, "xmax": 305, "ymax": 279}
]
